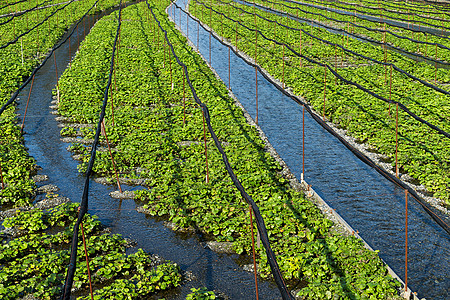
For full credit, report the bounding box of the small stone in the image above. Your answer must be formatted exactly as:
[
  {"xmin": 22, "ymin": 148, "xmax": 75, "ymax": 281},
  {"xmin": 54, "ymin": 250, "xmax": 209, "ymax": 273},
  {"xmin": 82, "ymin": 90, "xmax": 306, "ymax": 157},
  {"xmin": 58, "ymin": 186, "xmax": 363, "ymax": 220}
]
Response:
[
  {"xmin": 32, "ymin": 174, "xmax": 49, "ymax": 183},
  {"xmin": 206, "ymin": 241, "xmax": 235, "ymax": 254},
  {"xmin": 36, "ymin": 184, "xmax": 59, "ymax": 194},
  {"xmin": 183, "ymin": 270, "xmax": 196, "ymax": 282},
  {"xmin": 109, "ymin": 190, "xmax": 135, "ymax": 199},
  {"xmin": 34, "ymin": 196, "xmax": 70, "ymax": 209}
]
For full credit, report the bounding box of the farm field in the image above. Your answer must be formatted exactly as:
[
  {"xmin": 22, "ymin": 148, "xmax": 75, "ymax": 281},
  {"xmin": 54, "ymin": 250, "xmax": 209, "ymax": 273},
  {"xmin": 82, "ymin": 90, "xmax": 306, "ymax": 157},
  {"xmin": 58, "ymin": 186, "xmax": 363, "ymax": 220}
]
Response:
[
  {"xmin": 191, "ymin": 0, "xmax": 450, "ymax": 206},
  {"xmin": 0, "ymin": 0, "xmax": 449, "ymax": 299}
]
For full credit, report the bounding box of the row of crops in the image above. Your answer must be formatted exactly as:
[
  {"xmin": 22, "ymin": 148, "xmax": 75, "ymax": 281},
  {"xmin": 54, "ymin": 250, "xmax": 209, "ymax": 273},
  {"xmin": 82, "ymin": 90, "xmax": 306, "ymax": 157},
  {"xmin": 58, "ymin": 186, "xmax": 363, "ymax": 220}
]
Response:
[
  {"xmin": 2, "ymin": 0, "xmax": 445, "ymax": 298},
  {"xmin": 0, "ymin": 0, "xmax": 213, "ymax": 298},
  {"xmin": 189, "ymin": 0, "xmax": 450, "ymax": 205},
  {"xmin": 54, "ymin": 0, "xmax": 404, "ymax": 298}
]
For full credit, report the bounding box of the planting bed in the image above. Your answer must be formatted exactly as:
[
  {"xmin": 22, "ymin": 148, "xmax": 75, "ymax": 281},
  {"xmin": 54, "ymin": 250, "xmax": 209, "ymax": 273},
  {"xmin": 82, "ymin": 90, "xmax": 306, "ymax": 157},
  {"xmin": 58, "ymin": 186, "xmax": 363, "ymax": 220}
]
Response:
[
  {"xmin": 0, "ymin": 0, "xmax": 213, "ymax": 298},
  {"xmin": 54, "ymin": 0, "xmax": 402, "ymax": 299}
]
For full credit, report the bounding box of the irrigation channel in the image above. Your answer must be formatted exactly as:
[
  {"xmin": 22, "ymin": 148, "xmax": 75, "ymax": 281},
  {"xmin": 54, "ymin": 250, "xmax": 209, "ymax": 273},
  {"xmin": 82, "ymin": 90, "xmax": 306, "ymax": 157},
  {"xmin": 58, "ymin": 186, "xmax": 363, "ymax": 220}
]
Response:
[
  {"xmin": 15, "ymin": 3, "xmax": 282, "ymax": 299},
  {"xmin": 170, "ymin": 0, "xmax": 450, "ymax": 299}
]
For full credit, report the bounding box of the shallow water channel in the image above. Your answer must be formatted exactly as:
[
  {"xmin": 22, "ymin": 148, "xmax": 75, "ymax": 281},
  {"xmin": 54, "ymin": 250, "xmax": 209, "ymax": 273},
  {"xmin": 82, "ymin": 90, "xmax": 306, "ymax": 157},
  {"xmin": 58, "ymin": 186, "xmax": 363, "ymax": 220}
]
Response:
[
  {"xmin": 16, "ymin": 5, "xmax": 281, "ymax": 300},
  {"xmin": 171, "ymin": 0, "xmax": 450, "ymax": 299}
]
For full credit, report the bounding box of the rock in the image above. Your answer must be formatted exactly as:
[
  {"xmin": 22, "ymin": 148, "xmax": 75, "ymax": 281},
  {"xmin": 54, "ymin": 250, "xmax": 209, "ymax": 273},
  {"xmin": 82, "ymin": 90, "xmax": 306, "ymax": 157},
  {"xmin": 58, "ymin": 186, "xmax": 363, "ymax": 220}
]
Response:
[
  {"xmin": 206, "ymin": 241, "xmax": 235, "ymax": 254},
  {"xmin": 182, "ymin": 270, "xmax": 196, "ymax": 282},
  {"xmin": 34, "ymin": 196, "xmax": 69, "ymax": 210},
  {"xmin": 242, "ymin": 263, "xmax": 259, "ymax": 274},
  {"xmin": 109, "ymin": 190, "xmax": 135, "ymax": 199},
  {"xmin": 163, "ymin": 221, "xmax": 195, "ymax": 233},
  {"xmin": 32, "ymin": 174, "xmax": 49, "ymax": 183},
  {"xmin": 177, "ymin": 141, "xmax": 200, "ymax": 147},
  {"xmin": 36, "ymin": 184, "xmax": 59, "ymax": 194},
  {"xmin": 136, "ymin": 206, "xmax": 152, "ymax": 214},
  {"xmin": 0, "ymin": 208, "xmax": 22, "ymax": 220}
]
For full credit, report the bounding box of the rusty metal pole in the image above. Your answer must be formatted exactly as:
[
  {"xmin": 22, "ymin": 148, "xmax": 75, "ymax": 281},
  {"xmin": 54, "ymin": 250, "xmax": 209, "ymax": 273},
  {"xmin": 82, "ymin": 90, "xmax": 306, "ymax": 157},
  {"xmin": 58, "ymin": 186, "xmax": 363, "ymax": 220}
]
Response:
[
  {"xmin": 255, "ymin": 14, "xmax": 258, "ymax": 124},
  {"xmin": 347, "ymin": 21, "xmax": 349, "ymax": 47},
  {"xmin": 0, "ymin": 161, "xmax": 4, "ymax": 189},
  {"xmin": 323, "ymin": 67, "xmax": 327, "ymax": 120},
  {"xmin": 255, "ymin": 66, "xmax": 258, "ymax": 124},
  {"xmin": 334, "ymin": 44, "xmax": 337, "ymax": 85},
  {"xmin": 169, "ymin": 50, "xmax": 173, "ymax": 90},
  {"xmin": 228, "ymin": 46, "xmax": 231, "ymax": 90},
  {"xmin": 435, "ymin": 44, "xmax": 438, "ymax": 84},
  {"xmin": 37, "ymin": 10, "xmax": 40, "ymax": 51},
  {"xmin": 405, "ymin": 190, "xmax": 408, "ymax": 294},
  {"xmin": 300, "ymin": 30, "xmax": 302, "ymax": 68},
  {"xmin": 395, "ymin": 103, "xmax": 399, "ymax": 178},
  {"xmin": 282, "ymin": 44, "xmax": 285, "ymax": 88},
  {"xmin": 53, "ymin": 52, "xmax": 60, "ymax": 101},
  {"xmin": 302, "ymin": 104, "xmax": 305, "ymax": 181},
  {"xmin": 384, "ymin": 42, "xmax": 387, "ymax": 85},
  {"xmin": 163, "ymin": 41, "xmax": 166, "ymax": 68},
  {"xmin": 209, "ymin": 1, "xmax": 211, "ymax": 66},
  {"xmin": 80, "ymin": 218, "xmax": 94, "ymax": 300},
  {"xmin": 183, "ymin": 75, "xmax": 186, "ymax": 126},
  {"xmin": 249, "ymin": 205, "xmax": 259, "ymax": 300},
  {"xmin": 101, "ymin": 121, "xmax": 122, "ymax": 193},
  {"xmin": 12, "ymin": 3, "xmax": 16, "ymax": 39},
  {"xmin": 197, "ymin": 20, "xmax": 200, "ymax": 50},
  {"xmin": 21, "ymin": 75, "xmax": 35, "ymax": 133},
  {"xmin": 113, "ymin": 58, "xmax": 118, "ymax": 92},
  {"xmin": 202, "ymin": 110, "xmax": 209, "ymax": 184},
  {"xmin": 235, "ymin": 20, "xmax": 238, "ymax": 49},
  {"xmin": 187, "ymin": 9, "xmax": 189, "ymax": 38}
]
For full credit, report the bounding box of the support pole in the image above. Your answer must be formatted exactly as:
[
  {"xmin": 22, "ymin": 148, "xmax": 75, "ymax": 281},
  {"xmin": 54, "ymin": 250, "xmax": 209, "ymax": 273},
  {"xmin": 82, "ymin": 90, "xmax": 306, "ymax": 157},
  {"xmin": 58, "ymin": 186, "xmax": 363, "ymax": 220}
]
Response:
[
  {"xmin": 202, "ymin": 110, "xmax": 209, "ymax": 184},
  {"xmin": 302, "ymin": 104, "xmax": 305, "ymax": 181},
  {"xmin": 435, "ymin": 44, "xmax": 438, "ymax": 84},
  {"xmin": 249, "ymin": 205, "xmax": 259, "ymax": 300},
  {"xmin": 389, "ymin": 64, "xmax": 392, "ymax": 117},
  {"xmin": 282, "ymin": 44, "xmax": 285, "ymax": 88},
  {"xmin": 101, "ymin": 121, "xmax": 122, "ymax": 193},
  {"xmin": 405, "ymin": 190, "xmax": 408, "ymax": 295},
  {"xmin": 80, "ymin": 217, "xmax": 94, "ymax": 300},
  {"xmin": 323, "ymin": 67, "xmax": 327, "ymax": 120},
  {"xmin": 183, "ymin": 75, "xmax": 186, "ymax": 126},
  {"xmin": 228, "ymin": 46, "xmax": 231, "ymax": 90},
  {"xmin": 395, "ymin": 103, "xmax": 399, "ymax": 178},
  {"xmin": 21, "ymin": 75, "xmax": 35, "ymax": 133},
  {"xmin": 0, "ymin": 160, "xmax": 4, "ymax": 189}
]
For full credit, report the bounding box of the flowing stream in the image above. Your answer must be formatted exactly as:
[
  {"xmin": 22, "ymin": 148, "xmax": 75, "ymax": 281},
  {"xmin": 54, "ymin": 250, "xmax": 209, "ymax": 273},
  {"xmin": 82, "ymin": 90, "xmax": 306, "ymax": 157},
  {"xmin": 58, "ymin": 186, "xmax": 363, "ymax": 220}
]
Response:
[{"xmin": 171, "ymin": 0, "xmax": 450, "ymax": 299}]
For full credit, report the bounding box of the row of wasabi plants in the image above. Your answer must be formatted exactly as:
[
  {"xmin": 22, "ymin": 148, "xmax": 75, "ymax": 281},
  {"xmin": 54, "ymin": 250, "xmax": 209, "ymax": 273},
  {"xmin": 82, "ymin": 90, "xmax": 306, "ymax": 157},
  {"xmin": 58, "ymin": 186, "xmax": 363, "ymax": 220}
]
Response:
[
  {"xmin": 0, "ymin": 202, "xmax": 182, "ymax": 299},
  {"xmin": 56, "ymin": 0, "xmax": 402, "ymax": 298},
  {"xmin": 0, "ymin": 0, "xmax": 124, "ymax": 208},
  {"xmin": 191, "ymin": 0, "xmax": 450, "ymax": 205},
  {"xmin": 0, "ymin": 1, "xmax": 190, "ymax": 299}
]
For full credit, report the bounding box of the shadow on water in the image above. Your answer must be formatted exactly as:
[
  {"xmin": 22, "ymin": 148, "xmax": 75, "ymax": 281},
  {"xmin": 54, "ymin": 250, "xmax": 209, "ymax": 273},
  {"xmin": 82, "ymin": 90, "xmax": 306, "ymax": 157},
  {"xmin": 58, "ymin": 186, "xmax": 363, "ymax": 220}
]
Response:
[
  {"xmin": 15, "ymin": 3, "xmax": 281, "ymax": 299},
  {"xmin": 172, "ymin": 0, "xmax": 450, "ymax": 299}
]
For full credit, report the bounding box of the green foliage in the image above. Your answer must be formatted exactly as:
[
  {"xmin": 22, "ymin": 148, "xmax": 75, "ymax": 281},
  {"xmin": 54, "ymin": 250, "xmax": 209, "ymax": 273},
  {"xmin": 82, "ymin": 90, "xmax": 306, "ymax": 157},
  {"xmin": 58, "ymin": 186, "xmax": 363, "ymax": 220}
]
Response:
[
  {"xmin": 0, "ymin": 202, "xmax": 181, "ymax": 299},
  {"xmin": 228, "ymin": 0, "xmax": 450, "ymax": 203},
  {"xmin": 56, "ymin": 1, "xmax": 402, "ymax": 299},
  {"xmin": 186, "ymin": 287, "xmax": 217, "ymax": 300}
]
